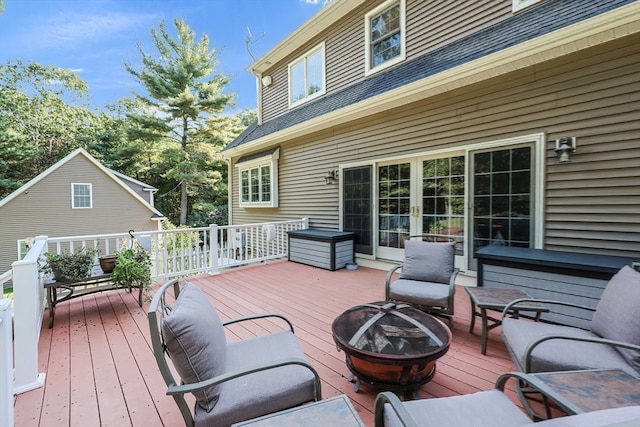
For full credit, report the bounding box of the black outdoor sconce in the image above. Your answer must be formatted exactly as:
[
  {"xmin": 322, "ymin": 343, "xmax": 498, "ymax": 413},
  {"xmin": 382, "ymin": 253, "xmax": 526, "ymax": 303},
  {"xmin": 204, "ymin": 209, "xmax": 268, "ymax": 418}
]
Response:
[{"xmin": 554, "ymin": 137, "xmax": 577, "ymax": 163}]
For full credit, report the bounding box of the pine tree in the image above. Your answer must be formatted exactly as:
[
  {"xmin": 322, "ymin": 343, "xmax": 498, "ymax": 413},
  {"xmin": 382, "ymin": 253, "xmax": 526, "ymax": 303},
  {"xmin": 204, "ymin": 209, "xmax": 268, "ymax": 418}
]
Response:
[{"xmin": 125, "ymin": 19, "xmax": 234, "ymax": 225}]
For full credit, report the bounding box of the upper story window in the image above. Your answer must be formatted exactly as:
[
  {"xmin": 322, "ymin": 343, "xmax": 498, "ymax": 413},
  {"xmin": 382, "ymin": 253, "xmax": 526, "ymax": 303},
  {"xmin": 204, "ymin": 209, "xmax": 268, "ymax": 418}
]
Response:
[
  {"xmin": 72, "ymin": 183, "xmax": 92, "ymax": 209},
  {"xmin": 288, "ymin": 43, "xmax": 325, "ymax": 108},
  {"xmin": 365, "ymin": 0, "xmax": 406, "ymax": 75},
  {"xmin": 236, "ymin": 148, "xmax": 279, "ymax": 208},
  {"xmin": 512, "ymin": 0, "xmax": 543, "ymax": 12}
]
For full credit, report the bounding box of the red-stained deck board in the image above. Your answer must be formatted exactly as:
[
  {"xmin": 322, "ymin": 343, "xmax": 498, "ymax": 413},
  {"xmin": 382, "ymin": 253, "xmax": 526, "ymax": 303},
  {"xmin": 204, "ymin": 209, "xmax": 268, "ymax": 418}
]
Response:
[{"xmin": 14, "ymin": 259, "xmax": 523, "ymax": 427}]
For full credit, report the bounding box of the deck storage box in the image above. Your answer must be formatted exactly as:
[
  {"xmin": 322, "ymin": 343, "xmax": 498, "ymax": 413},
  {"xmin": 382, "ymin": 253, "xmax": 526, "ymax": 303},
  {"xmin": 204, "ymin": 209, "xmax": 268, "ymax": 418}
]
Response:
[{"xmin": 288, "ymin": 230, "xmax": 355, "ymax": 271}]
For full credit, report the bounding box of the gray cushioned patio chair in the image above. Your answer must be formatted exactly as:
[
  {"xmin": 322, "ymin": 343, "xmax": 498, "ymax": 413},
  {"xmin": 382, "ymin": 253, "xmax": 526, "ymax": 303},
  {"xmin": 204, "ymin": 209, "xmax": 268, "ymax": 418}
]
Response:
[
  {"xmin": 385, "ymin": 240, "xmax": 458, "ymax": 327},
  {"xmin": 501, "ymin": 265, "xmax": 640, "ymax": 377},
  {"xmin": 374, "ymin": 372, "xmax": 640, "ymax": 427},
  {"xmin": 148, "ymin": 279, "xmax": 321, "ymax": 427}
]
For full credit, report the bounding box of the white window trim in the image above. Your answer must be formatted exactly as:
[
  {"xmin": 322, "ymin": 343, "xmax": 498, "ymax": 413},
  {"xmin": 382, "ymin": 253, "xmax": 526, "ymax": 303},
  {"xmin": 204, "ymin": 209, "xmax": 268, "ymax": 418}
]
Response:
[
  {"xmin": 71, "ymin": 183, "xmax": 92, "ymax": 209},
  {"xmin": 512, "ymin": 0, "xmax": 543, "ymax": 12},
  {"xmin": 365, "ymin": 0, "xmax": 406, "ymax": 76},
  {"xmin": 236, "ymin": 149, "xmax": 279, "ymax": 208},
  {"xmin": 288, "ymin": 43, "xmax": 326, "ymax": 109}
]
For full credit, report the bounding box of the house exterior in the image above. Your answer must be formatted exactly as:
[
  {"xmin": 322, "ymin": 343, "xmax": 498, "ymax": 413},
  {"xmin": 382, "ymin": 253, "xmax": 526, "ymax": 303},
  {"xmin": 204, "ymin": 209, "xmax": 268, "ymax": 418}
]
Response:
[
  {"xmin": 222, "ymin": 0, "xmax": 640, "ymax": 273},
  {"xmin": 0, "ymin": 148, "xmax": 164, "ymax": 275}
]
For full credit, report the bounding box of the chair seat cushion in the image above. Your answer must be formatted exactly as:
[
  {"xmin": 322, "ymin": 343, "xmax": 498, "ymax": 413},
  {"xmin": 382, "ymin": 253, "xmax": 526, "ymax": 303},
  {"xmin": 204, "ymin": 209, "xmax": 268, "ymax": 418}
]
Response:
[
  {"xmin": 194, "ymin": 330, "xmax": 317, "ymax": 427},
  {"xmin": 383, "ymin": 389, "xmax": 530, "ymax": 427},
  {"xmin": 389, "ymin": 278, "xmax": 449, "ymax": 307},
  {"xmin": 502, "ymin": 317, "xmax": 637, "ymax": 376},
  {"xmin": 162, "ymin": 282, "xmax": 227, "ymax": 411},
  {"xmin": 590, "ymin": 265, "xmax": 640, "ymax": 373}
]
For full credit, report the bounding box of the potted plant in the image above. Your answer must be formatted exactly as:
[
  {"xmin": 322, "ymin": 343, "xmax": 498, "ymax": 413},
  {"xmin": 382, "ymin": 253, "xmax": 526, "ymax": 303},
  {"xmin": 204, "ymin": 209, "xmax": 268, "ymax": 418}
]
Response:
[
  {"xmin": 98, "ymin": 254, "xmax": 118, "ymax": 274},
  {"xmin": 111, "ymin": 246, "xmax": 152, "ymax": 300},
  {"xmin": 39, "ymin": 247, "xmax": 98, "ymax": 282}
]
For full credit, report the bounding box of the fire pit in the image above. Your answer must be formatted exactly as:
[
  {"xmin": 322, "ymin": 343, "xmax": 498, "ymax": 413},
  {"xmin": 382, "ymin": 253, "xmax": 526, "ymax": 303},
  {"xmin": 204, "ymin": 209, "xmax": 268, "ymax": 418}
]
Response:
[{"xmin": 332, "ymin": 301, "xmax": 451, "ymax": 396}]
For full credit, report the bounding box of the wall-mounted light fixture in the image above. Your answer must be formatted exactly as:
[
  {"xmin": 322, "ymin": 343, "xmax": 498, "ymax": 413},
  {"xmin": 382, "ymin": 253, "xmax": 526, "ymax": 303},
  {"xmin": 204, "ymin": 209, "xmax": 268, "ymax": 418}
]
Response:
[
  {"xmin": 554, "ymin": 137, "xmax": 577, "ymax": 163},
  {"xmin": 324, "ymin": 169, "xmax": 338, "ymax": 185},
  {"xmin": 261, "ymin": 75, "xmax": 273, "ymax": 87}
]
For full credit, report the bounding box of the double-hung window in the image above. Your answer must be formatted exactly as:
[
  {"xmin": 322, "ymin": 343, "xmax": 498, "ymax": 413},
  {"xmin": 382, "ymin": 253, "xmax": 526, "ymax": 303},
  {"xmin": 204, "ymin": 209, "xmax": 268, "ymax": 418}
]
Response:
[
  {"xmin": 72, "ymin": 183, "xmax": 92, "ymax": 209},
  {"xmin": 289, "ymin": 43, "xmax": 325, "ymax": 108},
  {"xmin": 236, "ymin": 148, "xmax": 279, "ymax": 208},
  {"xmin": 365, "ymin": 0, "xmax": 406, "ymax": 75}
]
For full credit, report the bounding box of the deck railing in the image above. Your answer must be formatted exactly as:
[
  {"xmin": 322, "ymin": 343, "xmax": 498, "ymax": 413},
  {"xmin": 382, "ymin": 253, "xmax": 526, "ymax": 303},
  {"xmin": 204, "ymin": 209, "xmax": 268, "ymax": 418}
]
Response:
[
  {"xmin": 1, "ymin": 299, "xmax": 13, "ymax": 427},
  {"xmin": 5, "ymin": 219, "xmax": 308, "ymax": 402}
]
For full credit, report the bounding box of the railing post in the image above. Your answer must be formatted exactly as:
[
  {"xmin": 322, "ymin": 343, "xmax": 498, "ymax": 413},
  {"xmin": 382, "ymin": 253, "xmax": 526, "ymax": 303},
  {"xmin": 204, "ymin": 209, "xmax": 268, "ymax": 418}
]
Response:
[
  {"xmin": 303, "ymin": 217, "xmax": 310, "ymax": 229},
  {"xmin": 12, "ymin": 236, "xmax": 46, "ymax": 395},
  {"xmin": 209, "ymin": 224, "xmax": 219, "ymax": 275},
  {"xmin": 0, "ymin": 299, "xmax": 13, "ymax": 427}
]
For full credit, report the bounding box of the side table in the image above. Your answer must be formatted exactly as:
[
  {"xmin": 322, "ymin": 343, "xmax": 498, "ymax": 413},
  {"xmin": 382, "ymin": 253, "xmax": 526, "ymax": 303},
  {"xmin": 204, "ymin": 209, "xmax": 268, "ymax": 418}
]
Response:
[
  {"xmin": 232, "ymin": 395, "xmax": 364, "ymax": 427},
  {"xmin": 528, "ymin": 369, "xmax": 640, "ymax": 415},
  {"xmin": 465, "ymin": 287, "xmax": 547, "ymax": 354}
]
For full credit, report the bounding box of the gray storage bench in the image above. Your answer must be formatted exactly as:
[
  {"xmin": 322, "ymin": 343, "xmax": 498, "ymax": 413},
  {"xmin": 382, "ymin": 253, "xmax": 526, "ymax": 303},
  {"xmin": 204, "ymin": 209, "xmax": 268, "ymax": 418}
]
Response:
[
  {"xmin": 476, "ymin": 246, "xmax": 637, "ymax": 327},
  {"xmin": 287, "ymin": 230, "xmax": 354, "ymax": 271}
]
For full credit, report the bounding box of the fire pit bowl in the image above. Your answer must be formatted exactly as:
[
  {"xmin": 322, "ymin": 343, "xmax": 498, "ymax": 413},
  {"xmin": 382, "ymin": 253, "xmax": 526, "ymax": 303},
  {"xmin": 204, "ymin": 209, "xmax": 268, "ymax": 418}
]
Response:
[{"xmin": 332, "ymin": 301, "xmax": 451, "ymax": 395}]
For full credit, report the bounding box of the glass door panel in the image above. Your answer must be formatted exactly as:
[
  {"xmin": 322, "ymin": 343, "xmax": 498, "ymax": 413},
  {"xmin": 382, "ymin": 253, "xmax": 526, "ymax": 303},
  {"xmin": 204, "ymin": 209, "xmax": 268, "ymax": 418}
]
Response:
[
  {"xmin": 471, "ymin": 146, "xmax": 532, "ymax": 269},
  {"xmin": 377, "ymin": 162, "xmax": 411, "ymax": 259},
  {"xmin": 421, "ymin": 156, "xmax": 465, "ymax": 245}
]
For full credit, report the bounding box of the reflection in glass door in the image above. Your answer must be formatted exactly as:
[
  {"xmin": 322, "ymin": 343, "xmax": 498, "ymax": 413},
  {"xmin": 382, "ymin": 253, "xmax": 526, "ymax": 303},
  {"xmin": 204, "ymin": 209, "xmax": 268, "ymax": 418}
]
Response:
[
  {"xmin": 421, "ymin": 156, "xmax": 465, "ymax": 244},
  {"xmin": 378, "ymin": 163, "xmax": 411, "ymax": 254},
  {"xmin": 471, "ymin": 146, "xmax": 532, "ymax": 269}
]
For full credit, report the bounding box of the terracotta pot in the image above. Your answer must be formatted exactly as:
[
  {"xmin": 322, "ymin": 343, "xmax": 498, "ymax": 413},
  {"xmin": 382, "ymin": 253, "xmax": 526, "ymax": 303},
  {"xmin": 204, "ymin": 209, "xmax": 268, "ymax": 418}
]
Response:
[{"xmin": 99, "ymin": 255, "xmax": 117, "ymax": 274}]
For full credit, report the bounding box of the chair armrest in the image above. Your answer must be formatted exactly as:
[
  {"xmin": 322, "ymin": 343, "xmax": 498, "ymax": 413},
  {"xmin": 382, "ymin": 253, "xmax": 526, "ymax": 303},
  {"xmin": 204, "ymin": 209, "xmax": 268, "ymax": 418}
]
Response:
[
  {"xmin": 167, "ymin": 356, "xmax": 321, "ymax": 400},
  {"xmin": 385, "ymin": 264, "xmax": 403, "ymax": 299},
  {"xmin": 501, "ymin": 298, "xmax": 595, "ymax": 321},
  {"xmin": 222, "ymin": 313, "xmax": 295, "ymax": 333},
  {"xmin": 374, "ymin": 391, "xmax": 418, "ymax": 427},
  {"xmin": 524, "ymin": 335, "xmax": 640, "ymax": 372}
]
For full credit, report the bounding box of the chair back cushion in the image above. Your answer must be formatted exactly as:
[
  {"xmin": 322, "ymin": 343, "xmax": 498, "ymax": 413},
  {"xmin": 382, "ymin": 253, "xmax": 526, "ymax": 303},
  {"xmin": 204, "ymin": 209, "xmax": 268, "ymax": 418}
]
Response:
[
  {"xmin": 590, "ymin": 265, "xmax": 640, "ymax": 372},
  {"xmin": 162, "ymin": 282, "xmax": 227, "ymax": 411},
  {"xmin": 399, "ymin": 241, "xmax": 455, "ymax": 284}
]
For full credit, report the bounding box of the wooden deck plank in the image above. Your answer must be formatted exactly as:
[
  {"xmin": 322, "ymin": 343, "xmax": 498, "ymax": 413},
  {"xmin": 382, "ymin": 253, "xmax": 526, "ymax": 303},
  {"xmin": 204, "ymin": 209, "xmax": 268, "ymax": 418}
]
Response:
[{"xmin": 14, "ymin": 259, "xmax": 523, "ymax": 427}]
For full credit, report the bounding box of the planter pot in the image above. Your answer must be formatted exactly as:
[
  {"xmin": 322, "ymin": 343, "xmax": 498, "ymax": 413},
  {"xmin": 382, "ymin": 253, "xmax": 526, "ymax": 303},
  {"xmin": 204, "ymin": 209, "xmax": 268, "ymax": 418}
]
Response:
[{"xmin": 99, "ymin": 255, "xmax": 117, "ymax": 274}]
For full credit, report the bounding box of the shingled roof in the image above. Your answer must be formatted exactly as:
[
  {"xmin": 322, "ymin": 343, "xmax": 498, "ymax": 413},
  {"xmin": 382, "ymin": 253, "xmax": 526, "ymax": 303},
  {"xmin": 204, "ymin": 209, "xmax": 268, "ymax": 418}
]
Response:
[{"xmin": 225, "ymin": 0, "xmax": 634, "ymax": 152}]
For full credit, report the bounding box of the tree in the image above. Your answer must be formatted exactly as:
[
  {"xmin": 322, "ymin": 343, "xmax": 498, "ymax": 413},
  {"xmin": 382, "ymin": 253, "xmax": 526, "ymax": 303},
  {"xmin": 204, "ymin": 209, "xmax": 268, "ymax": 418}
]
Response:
[
  {"xmin": 0, "ymin": 60, "xmax": 98, "ymax": 198},
  {"xmin": 124, "ymin": 19, "xmax": 235, "ymax": 225}
]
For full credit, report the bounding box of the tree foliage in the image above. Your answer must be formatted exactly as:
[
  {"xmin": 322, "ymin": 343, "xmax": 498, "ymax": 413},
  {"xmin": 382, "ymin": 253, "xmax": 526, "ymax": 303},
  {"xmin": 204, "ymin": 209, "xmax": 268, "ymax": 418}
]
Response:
[
  {"xmin": 124, "ymin": 19, "xmax": 235, "ymax": 225},
  {"xmin": 0, "ymin": 60, "xmax": 99, "ymax": 197}
]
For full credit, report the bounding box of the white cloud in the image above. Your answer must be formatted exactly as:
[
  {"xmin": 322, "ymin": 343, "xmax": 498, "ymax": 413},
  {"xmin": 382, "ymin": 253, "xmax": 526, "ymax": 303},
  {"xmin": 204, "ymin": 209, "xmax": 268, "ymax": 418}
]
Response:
[{"xmin": 69, "ymin": 68, "xmax": 85, "ymax": 73}]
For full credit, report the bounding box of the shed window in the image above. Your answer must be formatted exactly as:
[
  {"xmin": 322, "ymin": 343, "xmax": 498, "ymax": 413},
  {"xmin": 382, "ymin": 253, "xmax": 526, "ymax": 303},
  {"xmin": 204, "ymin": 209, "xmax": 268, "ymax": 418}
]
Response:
[{"xmin": 72, "ymin": 183, "xmax": 92, "ymax": 209}]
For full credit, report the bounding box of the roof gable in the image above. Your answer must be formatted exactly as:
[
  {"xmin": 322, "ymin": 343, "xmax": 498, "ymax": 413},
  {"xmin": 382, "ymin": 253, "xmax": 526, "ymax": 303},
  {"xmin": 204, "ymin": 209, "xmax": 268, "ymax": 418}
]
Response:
[{"xmin": 0, "ymin": 148, "xmax": 163, "ymax": 217}]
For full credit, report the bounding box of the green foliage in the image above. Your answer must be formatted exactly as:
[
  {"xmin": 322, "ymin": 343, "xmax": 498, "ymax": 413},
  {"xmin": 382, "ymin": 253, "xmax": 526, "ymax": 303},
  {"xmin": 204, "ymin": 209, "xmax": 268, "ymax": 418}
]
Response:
[
  {"xmin": 39, "ymin": 247, "xmax": 98, "ymax": 282},
  {"xmin": 111, "ymin": 247, "xmax": 152, "ymax": 298}
]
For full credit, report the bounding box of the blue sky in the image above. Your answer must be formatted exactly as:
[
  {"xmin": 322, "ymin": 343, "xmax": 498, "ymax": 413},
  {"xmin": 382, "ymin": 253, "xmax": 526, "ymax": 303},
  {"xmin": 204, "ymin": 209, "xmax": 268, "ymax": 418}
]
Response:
[{"xmin": 0, "ymin": 0, "xmax": 326, "ymax": 113}]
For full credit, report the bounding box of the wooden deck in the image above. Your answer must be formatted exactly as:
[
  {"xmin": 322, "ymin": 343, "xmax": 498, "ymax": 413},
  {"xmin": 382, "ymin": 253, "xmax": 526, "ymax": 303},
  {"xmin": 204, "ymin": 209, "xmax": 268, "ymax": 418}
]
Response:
[{"xmin": 14, "ymin": 259, "xmax": 521, "ymax": 427}]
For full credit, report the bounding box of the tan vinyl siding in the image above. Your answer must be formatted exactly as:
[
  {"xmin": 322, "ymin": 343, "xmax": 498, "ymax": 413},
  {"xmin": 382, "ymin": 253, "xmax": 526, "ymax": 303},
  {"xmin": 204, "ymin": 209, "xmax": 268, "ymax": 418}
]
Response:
[
  {"xmin": 233, "ymin": 33, "xmax": 640, "ymax": 258},
  {"xmin": 261, "ymin": 0, "xmax": 512, "ymax": 123},
  {"xmin": 0, "ymin": 155, "xmax": 157, "ymax": 275}
]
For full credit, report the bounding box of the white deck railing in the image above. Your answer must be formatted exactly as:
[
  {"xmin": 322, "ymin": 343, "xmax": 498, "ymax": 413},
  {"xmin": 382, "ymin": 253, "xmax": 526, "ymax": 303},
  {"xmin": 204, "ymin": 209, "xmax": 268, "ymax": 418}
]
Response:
[
  {"xmin": 4, "ymin": 219, "xmax": 308, "ymax": 404},
  {"xmin": 1, "ymin": 299, "xmax": 13, "ymax": 427}
]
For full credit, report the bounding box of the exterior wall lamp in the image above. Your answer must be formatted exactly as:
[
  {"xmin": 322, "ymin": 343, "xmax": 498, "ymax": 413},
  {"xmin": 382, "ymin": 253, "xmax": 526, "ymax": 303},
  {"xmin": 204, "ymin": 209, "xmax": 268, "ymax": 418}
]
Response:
[
  {"xmin": 324, "ymin": 169, "xmax": 338, "ymax": 185},
  {"xmin": 554, "ymin": 137, "xmax": 577, "ymax": 163}
]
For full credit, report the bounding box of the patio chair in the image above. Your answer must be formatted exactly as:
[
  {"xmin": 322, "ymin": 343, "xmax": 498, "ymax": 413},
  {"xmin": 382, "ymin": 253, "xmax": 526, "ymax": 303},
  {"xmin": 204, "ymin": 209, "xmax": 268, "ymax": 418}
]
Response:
[
  {"xmin": 385, "ymin": 240, "xmax": 458, "ymax": 327},
  {"xmin": 374, "ymin": 372, "xmax": 640, "ymax": 426},
  {"xmin": 147, "ymin": 279, "xmax": 321, "ymax": 427},
  {"xmin": 501, "ymin": 264, "xmax": 640, "ymax": 377}
]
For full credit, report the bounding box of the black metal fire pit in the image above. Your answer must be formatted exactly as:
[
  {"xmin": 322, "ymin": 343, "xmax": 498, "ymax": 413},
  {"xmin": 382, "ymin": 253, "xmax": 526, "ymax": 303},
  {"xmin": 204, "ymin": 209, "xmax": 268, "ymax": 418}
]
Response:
[{"xmin": 332, "ymin": 301, "xmax": 451, "ymax": 396}]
